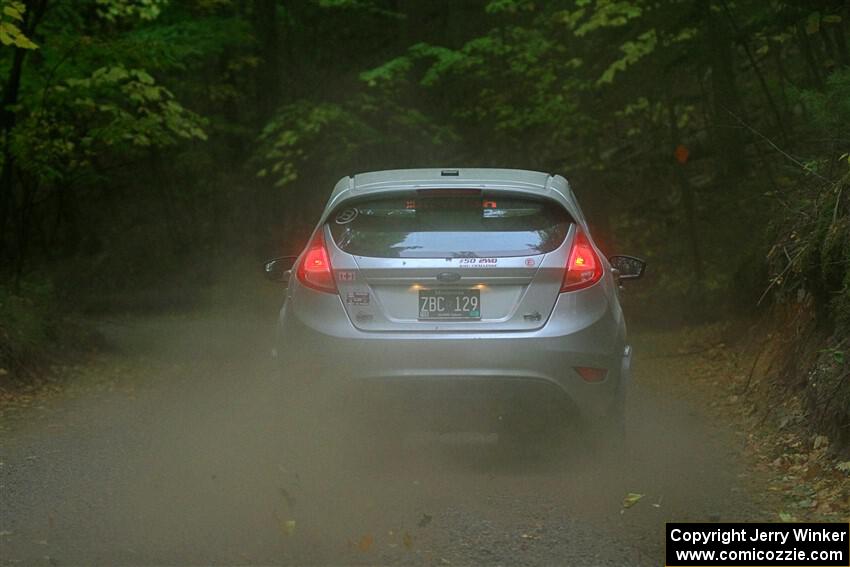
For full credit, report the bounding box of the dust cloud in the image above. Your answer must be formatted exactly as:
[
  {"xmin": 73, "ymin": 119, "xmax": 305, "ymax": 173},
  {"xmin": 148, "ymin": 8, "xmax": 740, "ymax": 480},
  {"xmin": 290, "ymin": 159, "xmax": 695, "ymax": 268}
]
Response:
[{"xmin": 0, "ymin": 279, "xmax": 765, "ymax": 566}]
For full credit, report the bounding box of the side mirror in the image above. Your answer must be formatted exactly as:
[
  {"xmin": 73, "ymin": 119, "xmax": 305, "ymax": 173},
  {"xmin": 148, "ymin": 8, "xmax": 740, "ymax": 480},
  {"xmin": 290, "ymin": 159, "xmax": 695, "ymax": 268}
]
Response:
[
  {"xmin": 264, "ymin": 256, "xmax": 297, "ymax": 283},
  {"xmin": 609, "ymin": 255, "xmax": 646, "ymax": 281}
]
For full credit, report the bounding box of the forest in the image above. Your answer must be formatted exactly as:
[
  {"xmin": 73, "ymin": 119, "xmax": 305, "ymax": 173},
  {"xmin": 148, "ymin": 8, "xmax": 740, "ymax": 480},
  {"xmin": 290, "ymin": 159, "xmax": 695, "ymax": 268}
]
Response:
[
  {"xmin": 0, "ymin": 1, "xmax": 849, "ymax": 560},
  {"xmin": 0, "ymin": 1, "xmax": 847, "ymax": 411},
  {"xmin": 0, "ymin": 0, "xmax": 847, "ymax": 308},
  {"xmin": 4, "ymin": 0, "xmax": 848, "ymax": 428}
]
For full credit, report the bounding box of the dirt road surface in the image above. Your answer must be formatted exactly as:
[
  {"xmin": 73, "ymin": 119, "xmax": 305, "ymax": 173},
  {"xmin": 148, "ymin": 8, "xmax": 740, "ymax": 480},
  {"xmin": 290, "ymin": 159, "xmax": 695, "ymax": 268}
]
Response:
[{"xmin": 1, "ymin": 302, "xmax": 771, "ymax": 566}]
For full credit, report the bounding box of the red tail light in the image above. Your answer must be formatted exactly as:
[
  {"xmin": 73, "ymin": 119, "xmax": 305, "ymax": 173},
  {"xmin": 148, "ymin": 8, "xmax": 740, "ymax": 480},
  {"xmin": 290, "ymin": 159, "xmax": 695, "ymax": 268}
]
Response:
[
  {"xmin": 296, "ymin": 230, "xmax": 337, "ymax": 293},
  {"xmin": 561, "ymin": 228, "xmax": 603, "ymax": 292}
]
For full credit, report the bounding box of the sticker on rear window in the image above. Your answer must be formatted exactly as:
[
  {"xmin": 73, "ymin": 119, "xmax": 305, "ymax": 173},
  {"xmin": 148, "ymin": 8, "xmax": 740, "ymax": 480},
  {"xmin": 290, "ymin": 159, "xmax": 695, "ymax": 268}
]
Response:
[
  {"xmin": 346, "ymin": 291, "xmax": 370, "ymax": 305},
  {"xmin": 335, "ymin": 208, "xmax": 359, "ymax": 224}
]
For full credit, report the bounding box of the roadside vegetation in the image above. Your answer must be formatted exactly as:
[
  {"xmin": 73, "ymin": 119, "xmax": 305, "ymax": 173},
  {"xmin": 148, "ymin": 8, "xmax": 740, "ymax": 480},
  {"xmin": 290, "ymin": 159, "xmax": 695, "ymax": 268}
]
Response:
[
  {"xmin": 636, "ymin": 323, "xmax": 850, "ymax": 522},
  {"xmin": 0, "ymin": 0, "xmax": 848, "ymax": 472}
]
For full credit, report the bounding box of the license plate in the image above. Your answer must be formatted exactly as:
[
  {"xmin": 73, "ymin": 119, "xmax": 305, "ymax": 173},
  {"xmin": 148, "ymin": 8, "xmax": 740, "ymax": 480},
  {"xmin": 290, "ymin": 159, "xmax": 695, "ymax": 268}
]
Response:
[{"xmin": 418, "ymin": 289, "xmax": 480, "ymax": 320}]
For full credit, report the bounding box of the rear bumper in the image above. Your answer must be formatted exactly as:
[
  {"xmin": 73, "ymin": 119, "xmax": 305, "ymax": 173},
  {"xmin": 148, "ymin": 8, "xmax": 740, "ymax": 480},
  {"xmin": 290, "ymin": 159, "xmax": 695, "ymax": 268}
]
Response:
[{"xmin": 277, "ymin": 292, "xmax": 630, "ymax": 421}]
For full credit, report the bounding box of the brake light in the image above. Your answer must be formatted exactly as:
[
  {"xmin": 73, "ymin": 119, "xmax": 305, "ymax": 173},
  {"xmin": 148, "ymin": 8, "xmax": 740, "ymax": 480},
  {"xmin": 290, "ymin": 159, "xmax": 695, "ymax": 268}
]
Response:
[
  {"xmin": 561, "ymin": 228, "xmax": 603, "ymax": 292},
  {"xmin": 296, "ymin": 230, "xmax": 337, "ymax": 293}
]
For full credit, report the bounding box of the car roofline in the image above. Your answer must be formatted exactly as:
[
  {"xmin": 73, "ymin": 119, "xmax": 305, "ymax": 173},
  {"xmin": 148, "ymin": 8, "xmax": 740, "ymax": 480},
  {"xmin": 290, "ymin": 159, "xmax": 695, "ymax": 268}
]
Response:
[{"xmin": 322, "ymin": 168, "xmax": 581, "ymax": 223}]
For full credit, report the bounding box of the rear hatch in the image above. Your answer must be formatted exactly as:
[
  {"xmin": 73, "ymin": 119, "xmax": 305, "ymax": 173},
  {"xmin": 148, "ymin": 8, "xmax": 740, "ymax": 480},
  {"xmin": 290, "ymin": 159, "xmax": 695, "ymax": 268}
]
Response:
[{"xmin": 326, "ymin": 189, "xmax": 574, "ymax": 332}]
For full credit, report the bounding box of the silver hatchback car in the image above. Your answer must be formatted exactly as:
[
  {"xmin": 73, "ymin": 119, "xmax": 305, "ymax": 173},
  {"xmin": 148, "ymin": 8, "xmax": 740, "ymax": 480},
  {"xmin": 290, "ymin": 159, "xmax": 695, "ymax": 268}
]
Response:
[{"xmin": 266, "ymin": 168, "xmax": 645, "ymax": 445}]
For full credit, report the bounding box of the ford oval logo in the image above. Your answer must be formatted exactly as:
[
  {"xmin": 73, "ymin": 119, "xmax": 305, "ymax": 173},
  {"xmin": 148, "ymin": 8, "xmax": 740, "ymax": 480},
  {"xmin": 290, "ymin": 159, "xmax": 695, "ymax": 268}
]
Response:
[
  {"xmin": 334, "ymin": 208, "xmax": 359, "ymax": 224},
  {"xmin": 436, "ymin": 272, "xmax": 461, "ymax": 283}
]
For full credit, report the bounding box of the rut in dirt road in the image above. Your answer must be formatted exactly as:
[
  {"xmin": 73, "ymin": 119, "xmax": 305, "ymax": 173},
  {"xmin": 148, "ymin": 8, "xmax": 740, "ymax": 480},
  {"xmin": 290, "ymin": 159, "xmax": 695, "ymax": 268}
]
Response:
[{"xmin": 0, "ymin": 311, "xmax": 767, "ymax": 566}]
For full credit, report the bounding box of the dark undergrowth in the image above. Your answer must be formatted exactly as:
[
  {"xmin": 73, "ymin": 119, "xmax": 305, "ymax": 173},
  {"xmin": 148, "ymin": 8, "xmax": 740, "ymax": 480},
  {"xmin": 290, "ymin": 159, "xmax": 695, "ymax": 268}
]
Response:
[
  {"xmin": 756, "ymin": 172, "xmax": 850, "ymax": 455},
  {"xmin": 0, "ymin": 276, "xmax": 102, "ymax": 393}
]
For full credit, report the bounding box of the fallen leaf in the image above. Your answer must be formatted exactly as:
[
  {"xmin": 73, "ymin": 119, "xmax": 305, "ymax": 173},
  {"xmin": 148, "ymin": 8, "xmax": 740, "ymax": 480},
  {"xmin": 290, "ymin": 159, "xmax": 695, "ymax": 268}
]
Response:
[
  {"xmin": 402, "ymin": 531, "xmax": 413, "ymax": 550},
  {"xmin": 779, "ymin": 512, "xmax": 796, "ymax": 522},
  {"xmin": 358, "ymin": 534, "xmax": 374, "ymax": 552},
  {"xmin": 281, "ymin": 519, "xmax": 296, "ymax": 536},
  {"xmin": 622, "ymin": 493, "xmax": 644, "ymax": 508}
]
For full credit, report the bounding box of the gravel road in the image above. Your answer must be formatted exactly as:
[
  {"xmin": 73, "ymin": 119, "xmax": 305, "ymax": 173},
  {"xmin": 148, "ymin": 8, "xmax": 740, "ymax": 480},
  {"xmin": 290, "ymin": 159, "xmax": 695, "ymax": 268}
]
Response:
[{"xmin": 0, "ymin": 306, "xmax": 769, "ymax": 566}]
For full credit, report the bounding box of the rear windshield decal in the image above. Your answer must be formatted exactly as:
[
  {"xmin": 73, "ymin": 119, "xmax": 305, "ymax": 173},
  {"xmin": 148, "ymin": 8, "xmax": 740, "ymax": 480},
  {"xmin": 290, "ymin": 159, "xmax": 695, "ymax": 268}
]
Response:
[{"xmin": 335, "ymin": 208, "xmax": 359, "ymax": 224}]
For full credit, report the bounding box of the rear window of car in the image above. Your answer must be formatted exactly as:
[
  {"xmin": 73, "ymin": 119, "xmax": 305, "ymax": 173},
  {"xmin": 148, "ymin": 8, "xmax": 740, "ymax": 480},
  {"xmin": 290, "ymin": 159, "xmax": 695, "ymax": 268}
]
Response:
[{"xmin": 327, "ymin": 191, "xmax": 571, "ymax": 258}]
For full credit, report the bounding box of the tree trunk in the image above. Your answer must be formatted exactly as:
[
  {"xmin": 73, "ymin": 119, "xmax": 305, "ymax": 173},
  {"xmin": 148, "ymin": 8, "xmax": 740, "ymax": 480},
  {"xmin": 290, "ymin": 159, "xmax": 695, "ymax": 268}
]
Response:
[
  {"xmin": 253, "ymin": 0, "xmax": 280, "ymax": 117},
  {"xmin": 13, "ymin": 176, "xmax": 37, "ymax": 289},
  {"xmin": 706, "ymin": 0, "xmax": 745, "ymax": 180},
  {"xmin": 832, "ymin": 17, "xmax": 848, "ymax": 67},
  {"xmin": 0, "ymin": 0, "xmax": 48, "ymax": 270},
  {"xmin": 0, "ymin": 45, "xmax": 29, "ymax": 263},
  {"xmin": 796, "ymin": 22, "xmax": 825, "ymax": 90},
  {"xmin": 667, "ymin": 98, "xmax": 705, "ymax": 302},
  {"xmin": 721, "ymin": 1, "xmax": 788, "ymax": 143}
]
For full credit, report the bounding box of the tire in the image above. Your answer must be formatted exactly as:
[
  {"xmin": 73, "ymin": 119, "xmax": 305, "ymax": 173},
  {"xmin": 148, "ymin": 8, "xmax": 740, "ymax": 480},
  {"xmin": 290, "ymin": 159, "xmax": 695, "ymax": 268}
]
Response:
[
  {"xmin": 580, "ymin": 392, "xmax": 626, "ymax": 458},
  {"xmin": 278, "ymin": 361, "xmax": 407, "ymax": 465},
  {"xmin": 494, "ymin": 406, "xmax": 568, "ymax": 456}
]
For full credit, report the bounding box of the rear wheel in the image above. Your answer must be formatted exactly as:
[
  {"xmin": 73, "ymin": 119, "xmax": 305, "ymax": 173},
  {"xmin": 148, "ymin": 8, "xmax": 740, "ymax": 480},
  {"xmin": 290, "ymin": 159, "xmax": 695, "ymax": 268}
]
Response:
[
  {"xmin": 276, "ymin": 355, "xmax": 338, "ymax": 444},
  {"xmin": 494, "ymin": 394, "xmax": 626, "ymax": 457},
  {"xmin": 579, "ymin": 393, "xmax": 626, "ymax": 458},
  {"xmin": 494, "ymin": 403, "xmax": 571, "ymax": 455},
  {"xmin": 278, "ymin": 359, "xmax": 410, "ymax": 465}
]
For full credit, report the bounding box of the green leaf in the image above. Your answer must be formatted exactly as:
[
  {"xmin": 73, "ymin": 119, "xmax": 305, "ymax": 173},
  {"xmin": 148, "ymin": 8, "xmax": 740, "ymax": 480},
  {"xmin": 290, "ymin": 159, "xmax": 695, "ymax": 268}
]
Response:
[
  {"xmin": 3, "ymin": 4, "xmax": 25, "ymax": 22},
  {"xmin": 805, "ymin": 12, "xmax": 820, "ymax": 35},
  {"xmin": 622, "ymin": 493, "xmax": 644, "ymax": 508},
  {"xmin": 0, "ymin": 20, "xmax": 38, "ymax": 49},
  {"xmin": 598, "ymin": 29, "xmax": 656, "ymax": 85}
]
